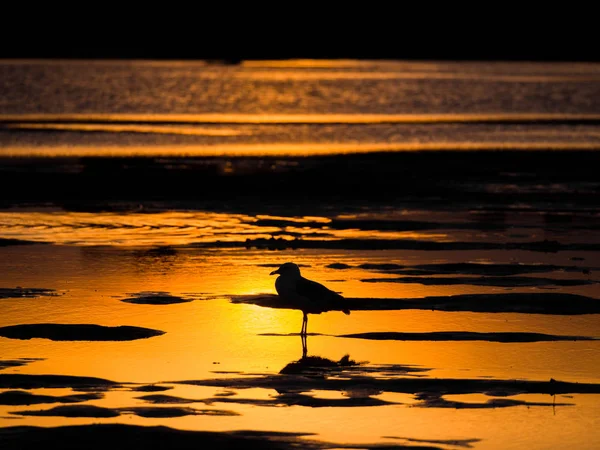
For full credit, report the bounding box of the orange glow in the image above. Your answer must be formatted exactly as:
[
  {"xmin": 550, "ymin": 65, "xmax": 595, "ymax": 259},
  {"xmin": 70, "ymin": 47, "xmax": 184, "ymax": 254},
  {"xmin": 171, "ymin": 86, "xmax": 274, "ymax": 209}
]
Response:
[
  {"xmin": 3, "ymin": 141, "xmax": 600, "ymax": 158},
  {"xmin": 4, "ymin": 123, "xmax": 246, "ymax": 136},
  {"xmin": 2, "ymin": 57, "xmax": 600, "ymax": 450},
  {"xmin": 1, "ymin": 244, "xmax": 599, "ymax": 448},
  {"xmin": 0, "ymin": 211, "xmax": 454, "ymax": 246},
  {"xmin": 2, "ymin": 112, "xmax": 600, "ymax": 124}
]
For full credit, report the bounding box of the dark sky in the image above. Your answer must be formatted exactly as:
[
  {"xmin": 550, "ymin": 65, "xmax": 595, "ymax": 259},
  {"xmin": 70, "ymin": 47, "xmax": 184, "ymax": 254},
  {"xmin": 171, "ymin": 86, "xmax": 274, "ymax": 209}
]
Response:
[
  {"xmin": 1, "ymin": 14, "xmax": 596, "ymax": 62},
  {"xmin": 3, "ymin": 40, "xmax": 595, "ymax": 62},
  {"xmin": 4, "ymin": 42, "xmax": 595, "ymax": 62}
]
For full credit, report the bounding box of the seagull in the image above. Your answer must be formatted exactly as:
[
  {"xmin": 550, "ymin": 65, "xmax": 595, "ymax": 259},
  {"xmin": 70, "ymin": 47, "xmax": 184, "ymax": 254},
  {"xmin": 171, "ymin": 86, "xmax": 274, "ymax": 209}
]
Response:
[{"xmin": 270, "ymin": 262, "xmax": 350, "ymax": 335}]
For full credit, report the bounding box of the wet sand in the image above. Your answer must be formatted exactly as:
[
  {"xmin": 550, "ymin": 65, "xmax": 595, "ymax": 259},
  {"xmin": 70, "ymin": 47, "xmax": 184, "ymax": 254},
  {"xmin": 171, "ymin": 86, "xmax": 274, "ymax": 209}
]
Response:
[
  {"xmin": 0, "ymin": 423, "xmax": 415, "ymax": 450},
  {"xmin": 231, "ymin": 292, "xmax": 600, "ymax": 314},
  {"xmin": 1, "ymin": 152, "xmax": 599, "ymax": 448},
  {"xmin": 0, "ymin": 324, "xmax": 165, "ymax": 341},
  {"xmin": 120, "ymin": 292, "xmax": 193, "ymax": 305},
  {"xmin": 0, "ymin": 288, "xmax": 59, "ymax": 299}
]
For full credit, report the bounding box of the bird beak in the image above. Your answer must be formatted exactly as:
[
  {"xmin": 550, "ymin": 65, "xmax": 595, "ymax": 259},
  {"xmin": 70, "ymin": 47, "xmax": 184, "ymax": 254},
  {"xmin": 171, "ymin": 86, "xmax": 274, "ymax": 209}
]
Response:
[{"xmin": 270, "ymin": 269, "xmax": 280, "ymax": 275}]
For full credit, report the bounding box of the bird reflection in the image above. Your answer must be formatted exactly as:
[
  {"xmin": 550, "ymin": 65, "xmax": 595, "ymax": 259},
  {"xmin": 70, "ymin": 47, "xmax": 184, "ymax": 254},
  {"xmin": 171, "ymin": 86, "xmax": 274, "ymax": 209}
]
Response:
[
  {"xmin": 301, "ymin": 333, "xmax": 307, "ymax": 359},
  {"xmin": 270, "ymin": 262, "xmax": 350, "ymax": 335},
  {"xmin": 279, "ymin": 333, "xmax": 357, "ymax": 375}
]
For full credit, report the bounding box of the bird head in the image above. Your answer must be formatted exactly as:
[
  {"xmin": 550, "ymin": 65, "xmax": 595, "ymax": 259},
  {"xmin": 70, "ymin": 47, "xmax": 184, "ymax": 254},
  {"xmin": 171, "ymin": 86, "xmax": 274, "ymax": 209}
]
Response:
[{"xmin": 270, "ymin": 262, "xmax": 301, "ymax": 277}]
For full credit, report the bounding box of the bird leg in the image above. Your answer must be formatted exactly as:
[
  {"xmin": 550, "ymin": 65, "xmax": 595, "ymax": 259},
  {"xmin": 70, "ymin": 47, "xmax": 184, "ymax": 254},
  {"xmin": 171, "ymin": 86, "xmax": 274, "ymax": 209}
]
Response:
[
  {"xmin": 301, "ymin": 312, "xmax": 308, "ymax": 335},
  {"xmin": 301, "ymin": 333, "xmax": 307, "ymax": 359}
]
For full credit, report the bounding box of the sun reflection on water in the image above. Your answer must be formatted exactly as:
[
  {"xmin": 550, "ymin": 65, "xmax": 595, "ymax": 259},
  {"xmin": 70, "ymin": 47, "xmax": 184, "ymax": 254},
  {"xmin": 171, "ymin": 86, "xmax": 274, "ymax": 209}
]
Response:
[{"xmin": 0, "ymin": 211, "xmax": 451, "ymax": 246}]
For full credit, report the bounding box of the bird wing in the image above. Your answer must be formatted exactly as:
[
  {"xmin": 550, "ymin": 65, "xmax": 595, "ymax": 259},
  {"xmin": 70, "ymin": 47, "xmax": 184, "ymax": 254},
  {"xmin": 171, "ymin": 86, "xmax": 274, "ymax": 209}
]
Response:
[
  {"xmin": 296, "ymin": 277, "xmax": 342, "ymax": 299},
  {"xmin": 295, "ymin": 277, "xmax": 349, "ymax": 314}
]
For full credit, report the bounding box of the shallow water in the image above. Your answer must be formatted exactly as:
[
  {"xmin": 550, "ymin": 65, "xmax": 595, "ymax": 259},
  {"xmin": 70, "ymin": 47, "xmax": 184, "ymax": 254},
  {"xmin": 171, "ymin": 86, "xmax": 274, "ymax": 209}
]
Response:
[
  {"xmin": 1, "ymin": 244, "xmax": 599, "ymax": 449},
  {"xmin": 1, "ymin": 59, "xmax": 600, "ymax": 449}
]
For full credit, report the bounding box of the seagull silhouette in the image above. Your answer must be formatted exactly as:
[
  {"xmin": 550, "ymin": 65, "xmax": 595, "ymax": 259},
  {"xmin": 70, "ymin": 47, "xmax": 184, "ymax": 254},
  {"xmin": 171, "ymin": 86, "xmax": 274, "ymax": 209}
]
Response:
[{"xmin": 270, "ymin": 262, "xmax": 350, "ymax": 335}]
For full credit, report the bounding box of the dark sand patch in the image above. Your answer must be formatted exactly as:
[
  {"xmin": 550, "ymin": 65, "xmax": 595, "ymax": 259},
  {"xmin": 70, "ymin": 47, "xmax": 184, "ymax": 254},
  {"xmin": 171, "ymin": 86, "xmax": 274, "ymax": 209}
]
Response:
[
  {"xmin": 135, "ymin": 394, "xmax": 200, "ymax": 404},
  {"xmin": 344, "ymin": 293, "xmax": 600, "ymax": 315},
  {"xmin": 361, "ymin": 276, "xmax": 595, "ymax": 287},
  {"xmin": 230, "ymin": 294, "xmax": 351, "ymax": 313},
  {"xmin": 131, "ymin": 384, "xmax": 173, "ymax": 392},
  {"xmin": 413, "ymin": 392, "xmax": 572, "ymax": 409},
  {"xmin": 385, "ymin": 436, "xmax": 481, "ymax": 449},
  {"xmin": 326, "ymin": 263, "xmax": 353, "ymax": 269},
  {"xmin": 283, "ymin": 359, "xmax": 429, "ymax": 378},
  {"xmin": 0, "ymin": 374, "xmax": 119, "ymax": 390},
  {"xmin": 253, "ymin": 218, "xmax": 512, "ymax": 231},
  {"xmin": 255, "ymin": 217, "xmax": 600, "ymax": 233},
  {"xmin": 0, "ymin": 358, "xmax": 44, "ymax": 371},
  {"xmin": 120, "ymin": 291, "xmax": 192, "ymax": 305},
  {"xmin": 70, "ymin": 386, "xmax": 115, "ymax": 393},
  {"xmin": 0, "ymin": 424, "xmax": 416, "ymax": 450},
  {"xmin": 120, "ymin": 406, "xmax": 239, "ymax": 418},
  {"xmin": 337, "ymin": 331, "xmax": 597, "ymax": 343},
  {"xmin": 0, "ymin": 238, "xmax": 43, "ymax": 247},
  {"xmin": 138, "ymin": 389, "xmax": 396, "ymax": 408},
  {"xmin": 0, "ymin": 287, "xmax": 59, "ymax": 299},
  {"xmin": 175, "ymin": 374, "xmax": 600, "ymax": 397},
  {"xmin": 344, "ymin": 262, "xmax": 593, "ymax": 276},
  {"xmin": 214, "ymin": 352, "xmax": 429, "ymax": 381},
  {"xmin": 231, "ymin": 292, "xmax": 600, "ymax": 314},
  {"xmin": 12, "ymin": 405, "xmax": 239, "ymax": 419},
  {"xmin": 279, "ymin": 355, "xmax": 360, "ymax": 375},
  {"xmin": 196, "ymin": 237, "xmax": 600, "ymax": 252},
  {"xmin": 0, "ymin": 390, "xmax": 102, "ymax": 406},
  {"xmin": 327, "ymin": 218, "xmax": 508, "ymax": 232},
  {"xmin": 257, "ymin": 263, "xmax": 312, "ymax": 268},
  {"xmin": 0, "ymin": 324, "xmax": 165, "ymax": 341},
  {"xmin": 206, "ymin": 393, "xmax": 396, "ymax": 408},
  {"xmin": 214, "ymin": 390, "xmax": 237, "ymax": 397},
  {"xmin": 14, "ymin": 405, "xmax": 120, "ymax": 418}
]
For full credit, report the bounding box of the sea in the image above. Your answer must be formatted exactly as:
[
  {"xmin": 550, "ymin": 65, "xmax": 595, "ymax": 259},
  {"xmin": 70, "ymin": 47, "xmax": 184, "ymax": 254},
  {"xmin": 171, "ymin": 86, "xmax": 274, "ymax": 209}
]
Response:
[{"xmin": 0, "ymin": 59, "xmax": 599, "ymax": 449}]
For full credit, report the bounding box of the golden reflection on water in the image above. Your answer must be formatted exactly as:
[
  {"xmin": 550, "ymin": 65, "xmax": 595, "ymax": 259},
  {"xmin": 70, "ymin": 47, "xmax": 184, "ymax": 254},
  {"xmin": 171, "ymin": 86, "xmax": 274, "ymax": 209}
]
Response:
[
  {"xmin": 0, "ymin": 211, "xmax": 451, "ymax": 246},
  {"xmin": 4, "ymin": 141, "xmax": 600, "ymax": 157},
  {"xmin": 1, "ymin": 244, "xmax": 599, "ymax": 448},
  {"xmin": 3, "ymin": 112, "xmax": 600, "ymax": 124},
  {"xmin": 5, "ymin": 123, "xmax": 247, "ymax": 136},
  {"xmin": 0, "ymin": 245, "xmax": 598, "ymax": 380}
]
